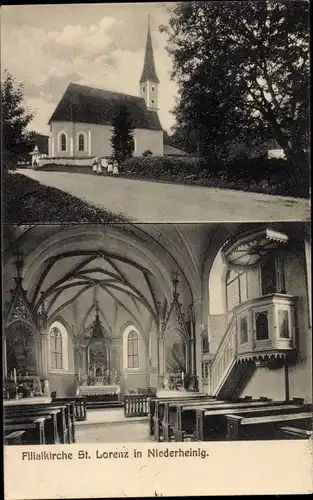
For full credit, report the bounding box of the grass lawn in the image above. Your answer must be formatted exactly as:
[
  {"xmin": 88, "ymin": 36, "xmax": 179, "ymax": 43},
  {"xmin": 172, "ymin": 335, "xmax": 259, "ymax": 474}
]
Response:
[{"xmin": 3, "ymin": 172, "xmax": 130, "ymax": 224}]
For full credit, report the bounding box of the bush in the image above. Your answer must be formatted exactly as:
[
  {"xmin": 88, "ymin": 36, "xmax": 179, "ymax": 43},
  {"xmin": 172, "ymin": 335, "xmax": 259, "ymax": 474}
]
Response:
[{"xmin": 120, "ymin": 154, "xmax": 309, "ymax": 198}]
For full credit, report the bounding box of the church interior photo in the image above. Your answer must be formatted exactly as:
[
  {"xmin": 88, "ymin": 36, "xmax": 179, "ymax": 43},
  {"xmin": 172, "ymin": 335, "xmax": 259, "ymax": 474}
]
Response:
[{"xmin": 3, "ymin": 222, "xmax": 312, "ymax": 444}]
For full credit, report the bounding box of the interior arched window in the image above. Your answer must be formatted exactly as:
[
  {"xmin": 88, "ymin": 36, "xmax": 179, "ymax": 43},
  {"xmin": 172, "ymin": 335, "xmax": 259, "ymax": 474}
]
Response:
[
  {"xmin": 60, "ymin": 133, "xmax": 67, "ymax": 152},
  {"xmin": 50, "ymin": 327, "xmax": 63, "ymax": 369},
  {"xmin": 255, "ymin": 312, "xmax": 269, "ymax": 340},
  {"xmin": 226, "ymin": 269, "xmax": 247, "ymax": 311},
  {"xmin": 127, "ymin": 331, "xmax": 139, "ymax": 368},
  {"xmin": 240, "ymin": 317, "xmax": 248, "ymax": 343},
  {"xmin": 78, "ymin": 133, "xmax": 85, "ymax": 151}
]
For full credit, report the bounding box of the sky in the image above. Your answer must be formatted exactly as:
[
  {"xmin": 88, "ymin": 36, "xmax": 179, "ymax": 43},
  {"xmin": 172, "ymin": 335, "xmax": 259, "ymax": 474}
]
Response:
[{"xmin": 1, "ymin": 3, "xmax": 178, "ymax": 135}]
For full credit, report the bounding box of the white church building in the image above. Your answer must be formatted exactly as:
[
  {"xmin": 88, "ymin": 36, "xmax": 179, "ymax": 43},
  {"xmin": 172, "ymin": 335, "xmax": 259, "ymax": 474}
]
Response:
[{"xmin": 47, "ymin": 21, "xmax": 163, "ymax": 159}]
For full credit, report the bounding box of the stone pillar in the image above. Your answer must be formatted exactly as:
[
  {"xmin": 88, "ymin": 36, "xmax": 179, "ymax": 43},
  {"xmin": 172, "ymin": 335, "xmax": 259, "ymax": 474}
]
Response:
[
  {"xmin": 157, "ymin": 319, "xmax": 165, "ymax": 389},
  {"xmin": 40, "ymin": 332, "xmax": 49, "ymax": 378},
  {"xmin": 193, "ymin": 299, "xmax": 204, "ymax": 390}
]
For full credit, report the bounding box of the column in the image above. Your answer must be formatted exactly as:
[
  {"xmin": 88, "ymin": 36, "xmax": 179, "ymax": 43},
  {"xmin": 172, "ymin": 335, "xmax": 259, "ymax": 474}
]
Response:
[
  {"xmin": 40, "ymin": 332, "xmax": 49, "ymax": 378},
  {"xmin": 193, "ymin": 299, "xmax": 204, "ymax": 390},
  {"xmin": 157, "ymin": 320, "xmax": 165, "ymax": 388},
  {"xmin": 70, "ymin": 137, "xmax": 74, "ymax": 157},
  {"xmin": 88, "ymin": 130, "xmax": 91, "ymax": 156}
]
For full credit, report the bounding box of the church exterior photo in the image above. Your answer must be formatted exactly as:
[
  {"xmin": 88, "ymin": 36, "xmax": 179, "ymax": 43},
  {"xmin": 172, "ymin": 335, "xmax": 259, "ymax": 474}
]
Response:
[{"xmin": 47, "ymin": 23, "xmax": 163, "ymax": 160}]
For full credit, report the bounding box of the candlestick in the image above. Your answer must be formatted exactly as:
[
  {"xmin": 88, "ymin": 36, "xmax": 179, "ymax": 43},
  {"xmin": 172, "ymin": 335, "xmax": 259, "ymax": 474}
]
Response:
[
  {"xmin": 14, "ymin": 368, "xmax": 17, "ymax": 384},
  {"xmin": 10, "ymin": 371, "xmax": 13, "ymax": 381}
]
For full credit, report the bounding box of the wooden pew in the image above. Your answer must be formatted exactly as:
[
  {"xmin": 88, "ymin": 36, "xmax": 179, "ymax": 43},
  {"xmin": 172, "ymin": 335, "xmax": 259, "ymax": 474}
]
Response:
[
  {"xmin": 52, "ymin": 397, "xmax": 87, "ymax": 422},
  {"xmin": 4, "ymin": 416, "xmax": 49, "ymax": 445},
  {"xmin": 162, "ymin": 398, "xmax": 221, "ymax": 442},
  {"xmin": 173, "ymin": 400, "xmax": 287, "ymax": 442},
  {"xmin": 226, "ymin": 410, "xmax": 312, "ymax": 440},
  {"xmin": 5, "ymin": 407, "xmax": 61, "ymax": 444},
  {"xmin": 195, "ymin": 403, "xmax": 307, "ymax": 441},
  {"xmin": 280, "ymin": 426, "xmax": 312, "ymax": 439},
  {"xmin": 149, "ymin": 395, "xmax": 208, "ymax": 439},
  {"xmin": 4, "ymin": 430, "xmax": 26, "ymax": 445},
  {"xmin": 4, "ymin": 402, "xmax": 72, "ymax": 444}
]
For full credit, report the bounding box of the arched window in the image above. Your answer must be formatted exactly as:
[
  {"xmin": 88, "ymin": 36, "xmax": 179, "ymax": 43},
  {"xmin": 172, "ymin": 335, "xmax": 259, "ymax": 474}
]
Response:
[
  {"xmin": 78, "ymin": 133, "xmax": 85, "ymax": 152},
  {"xmin": 226, "ymin": 269, "xmax": 247, "ymax": 311},
  {"xmin": 59, "ymin": 133, "xmax": 67, "ymax": 152},
  {"xmin": 49, "ymin": 321, "xmax": 69, "ymax": 371},
  {"xmin": 50, "ymin": 327, "xmax": 63, "ymax": 369},
  {"xmin": 255, "ymin": 311, "xmax": 269, "ymax": 340},
  {"xmin": 127, "ymin": 331, "xmax": 139, "ymax": 368},
  {"xmin": 240, "ymin": 317, "xmax": 248, "ymax": 344}
]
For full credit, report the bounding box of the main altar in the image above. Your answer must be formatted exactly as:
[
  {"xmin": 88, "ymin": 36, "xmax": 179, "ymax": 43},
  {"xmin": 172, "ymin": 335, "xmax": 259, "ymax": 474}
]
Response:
[{"xmin": 75, "ymin": 302, "xmax": 121, "ymax": 403}]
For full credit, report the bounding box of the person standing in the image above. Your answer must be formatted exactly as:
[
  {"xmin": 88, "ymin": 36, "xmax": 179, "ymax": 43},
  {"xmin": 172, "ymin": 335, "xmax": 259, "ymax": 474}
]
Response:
[
  {"xmin": 107, "ymin": 159, "xmax": 113, "ymax": 175},
  {"xmin": 97, "ymin": 157, "xmax": 102, "ymax": 175},
  {"xmin": 113, "ymin": 160, "xmax": 119, "ymax": 176},
  {"xmin": 92, "ymin": 156, "xmax": 98, "ymax": 174}
]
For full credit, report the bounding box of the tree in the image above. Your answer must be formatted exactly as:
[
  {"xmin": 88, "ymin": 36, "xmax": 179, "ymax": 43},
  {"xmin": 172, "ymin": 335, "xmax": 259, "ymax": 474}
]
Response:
[
  {"xmin": 110, "ymin": 105, "xmax": 135, "ymax": 164},
  {"xmin": 160, "ymin": 1, "xmax": 309, "ymax": 163},
  {"xmin": 1, "ymin": 70, "xmax": 35, "ymax": 171}
]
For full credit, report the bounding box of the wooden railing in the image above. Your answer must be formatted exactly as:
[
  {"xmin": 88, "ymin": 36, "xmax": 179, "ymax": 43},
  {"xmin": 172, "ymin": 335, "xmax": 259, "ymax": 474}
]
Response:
[
  {"xmin": 124, "ymin": 394, "xmax": 152, "ymax": 417},
  {"xmin": 209, "ymin": 317, "xmax": 237, "ymax": 396},
  {"xmin": 52, "ymin": 397, "xmax": 87, "ymax": 421}
]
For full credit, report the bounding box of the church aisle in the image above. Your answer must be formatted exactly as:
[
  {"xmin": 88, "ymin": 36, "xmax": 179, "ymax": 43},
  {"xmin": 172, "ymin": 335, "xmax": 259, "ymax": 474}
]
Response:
[{"xmin": 75, "ymin": 420, "xmax": 151, "ymax": 443}]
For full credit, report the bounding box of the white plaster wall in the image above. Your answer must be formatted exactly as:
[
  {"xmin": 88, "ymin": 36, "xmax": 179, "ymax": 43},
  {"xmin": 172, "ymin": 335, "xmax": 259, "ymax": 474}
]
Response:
[{"xmin": 50, "ymin": 121, "xmax": 163, "ymax": 158}]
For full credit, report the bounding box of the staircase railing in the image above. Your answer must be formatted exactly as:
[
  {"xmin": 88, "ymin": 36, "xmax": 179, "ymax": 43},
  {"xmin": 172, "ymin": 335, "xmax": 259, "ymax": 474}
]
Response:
[{"xmin": 209, "ymin": 316, "xmax": 237, "ymax": 396}]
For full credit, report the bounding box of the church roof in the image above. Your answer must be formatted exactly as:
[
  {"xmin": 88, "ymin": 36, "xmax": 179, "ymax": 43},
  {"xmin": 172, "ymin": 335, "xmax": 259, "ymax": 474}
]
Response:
[
  {"xmin": 48, "ymin": 83, "xmax": 162, "ymax": 131},
  {"xmin": 139, "ymin": 23, "xmax": 160, "ymax": 84}
]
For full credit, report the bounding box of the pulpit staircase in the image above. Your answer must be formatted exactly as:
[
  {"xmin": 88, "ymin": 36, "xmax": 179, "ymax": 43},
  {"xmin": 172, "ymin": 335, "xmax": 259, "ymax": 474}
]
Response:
[{"xmin": 208, "ymin": 317, "xmax": 256, "ymax": 400}]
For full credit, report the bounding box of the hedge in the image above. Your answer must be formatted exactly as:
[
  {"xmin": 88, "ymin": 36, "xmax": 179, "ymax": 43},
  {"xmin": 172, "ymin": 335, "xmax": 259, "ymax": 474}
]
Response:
[
  {"xmin": 120, "ymin": 155, "xmax": 309, "ymax": 198},
  {"xmin": 3, "ymin": 173, "xmax": 129, "ymax": 223}
]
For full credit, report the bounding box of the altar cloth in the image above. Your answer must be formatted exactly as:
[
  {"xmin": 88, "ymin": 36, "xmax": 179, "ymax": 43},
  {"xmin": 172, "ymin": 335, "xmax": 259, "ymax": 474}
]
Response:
[{"xmin": 79, "ymin": 385, "xmax": 119, "ymax": 396}]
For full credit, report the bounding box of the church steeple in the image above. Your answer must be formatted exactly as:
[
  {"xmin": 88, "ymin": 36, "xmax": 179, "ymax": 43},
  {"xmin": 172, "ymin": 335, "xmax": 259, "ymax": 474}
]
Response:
[{"xmin": 139, "ymin": 16, "xmax": 159, "ymax": 110}]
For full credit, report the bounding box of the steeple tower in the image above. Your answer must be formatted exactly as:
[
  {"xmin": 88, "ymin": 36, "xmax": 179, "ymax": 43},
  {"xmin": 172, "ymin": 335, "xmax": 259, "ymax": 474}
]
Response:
[{"xmin": 140, "ymin": 15, "xmax": 159, "ymax": 110}]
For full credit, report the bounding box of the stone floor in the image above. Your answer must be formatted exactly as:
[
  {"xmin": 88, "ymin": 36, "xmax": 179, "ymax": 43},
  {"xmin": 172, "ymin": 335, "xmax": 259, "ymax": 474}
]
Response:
[
  {"xmin": 76, "ymin": 408, "xmax": 149, "ymax": 426},
  {"xmin": 75, "ymin": 408, "xmax": 151, "ymax": 443},
  {"xmin": 75, "ymin": 420, "xmax": 151, "ymax": 443}
]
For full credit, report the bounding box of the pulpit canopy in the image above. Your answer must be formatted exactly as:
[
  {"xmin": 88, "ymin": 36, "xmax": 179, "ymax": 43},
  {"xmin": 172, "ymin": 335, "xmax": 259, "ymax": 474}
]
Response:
[{"xmin": 222, "ymin": 228, "xmax": 289, "ymax": 268}]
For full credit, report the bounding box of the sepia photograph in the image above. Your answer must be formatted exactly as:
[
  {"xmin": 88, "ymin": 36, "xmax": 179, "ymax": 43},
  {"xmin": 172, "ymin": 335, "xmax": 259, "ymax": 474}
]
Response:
[
  {"xmin": 3, "ymin": 221, "xmax": 312, "ymax": 444},
  {"xmin": 1, "ymin": 1, "xmax": 311, "ymax": 498},
  {"xmin": 1, "ymin": 1, "xmax": 310, "ymax": 224}
]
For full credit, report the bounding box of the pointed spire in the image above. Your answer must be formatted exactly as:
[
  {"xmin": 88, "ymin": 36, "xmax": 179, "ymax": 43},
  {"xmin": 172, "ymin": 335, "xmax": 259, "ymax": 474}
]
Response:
[
  {"xmin": 172, "ymin": 271, "xmax": 180, "ymax": 298},
  {"xmin": 92, "ymin": 300, "xmax": 104, "ymax": 339},
  {"xmin": 140, "ymin": 16, "xmax": 160, "ymax": 84}
]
